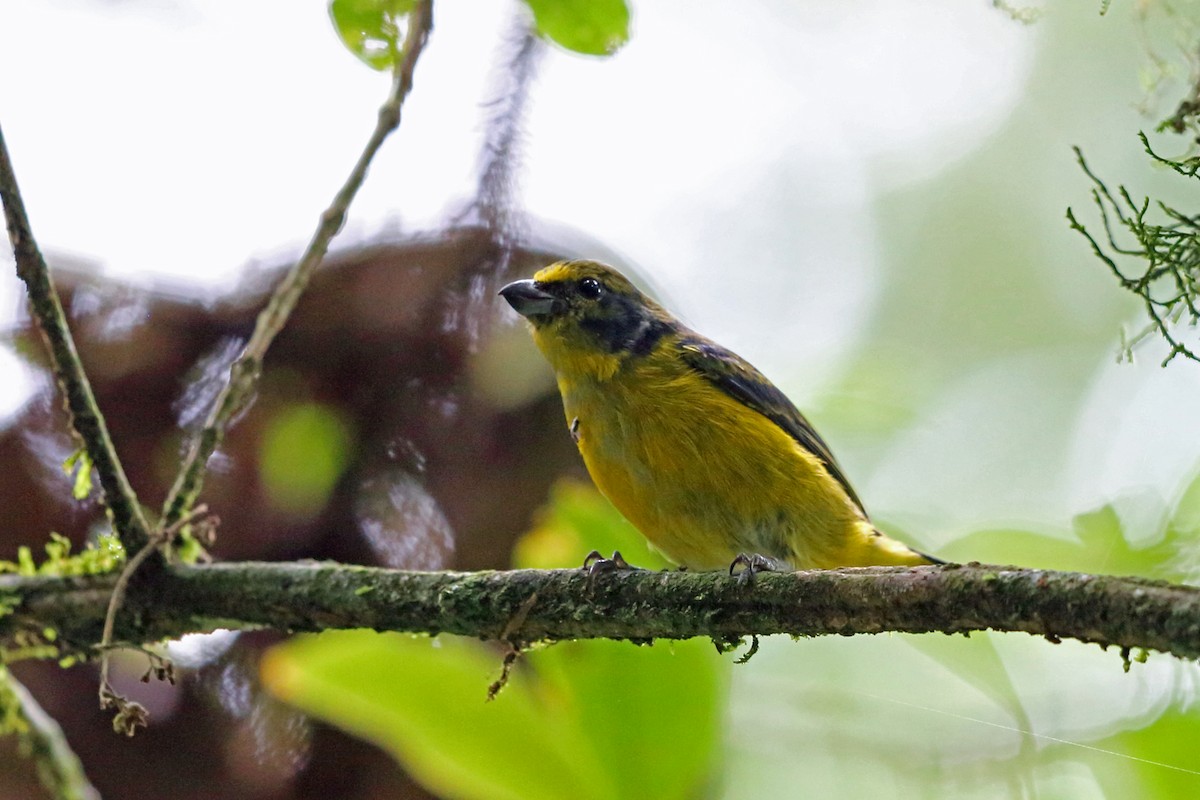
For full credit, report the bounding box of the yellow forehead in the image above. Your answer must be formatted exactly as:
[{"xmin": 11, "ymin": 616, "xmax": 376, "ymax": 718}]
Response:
[{"xmin": 533, "ymin": 260, "xmax": 635, "ymax": 291}]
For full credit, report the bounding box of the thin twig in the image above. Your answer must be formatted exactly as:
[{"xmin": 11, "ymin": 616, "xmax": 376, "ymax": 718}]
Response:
[
  {"xmin": 96, "ymin": 505, "xmax": 207, "ymax": 736},
  {"xmin": 1, "ymin": 667, "xmax": 100, "ymax": 800},
  {"xmin": 0, "ymin": 124, "xmax": 152, "ymax": 554},
  {"xmin": 486, "ymin": 648, "xmax": 523, "ymax": 701},
  {"xmin": 1069, "ymin": 144, "xmax": 1200, "ymax": 364},
  {"xmin": 159, "ymin": 0, "xmax": 435, "ymax": 532},
  {"xmin": 486, "ymin": 590, "xmax": 539, "ymax": 699}
]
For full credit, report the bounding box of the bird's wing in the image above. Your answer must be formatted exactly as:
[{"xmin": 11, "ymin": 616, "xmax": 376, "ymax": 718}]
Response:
[{"xmin": 678, "ymin": 336, "xmax": 867, "ymax": 517}]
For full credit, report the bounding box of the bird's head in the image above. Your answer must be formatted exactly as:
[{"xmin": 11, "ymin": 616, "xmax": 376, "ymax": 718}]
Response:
[{"xmin": 499, "ymin": 260, "xmax": 674, "ymax": 380}]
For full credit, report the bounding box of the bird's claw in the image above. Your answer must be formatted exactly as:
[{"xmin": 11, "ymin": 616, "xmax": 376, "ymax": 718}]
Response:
[
  {"xmin": 582, "ymin": 549, "xmax": 635, "ymax": 580},
  {"xmin": 729, "ymin": 553, "xmax": 781, "ymax": 586}
]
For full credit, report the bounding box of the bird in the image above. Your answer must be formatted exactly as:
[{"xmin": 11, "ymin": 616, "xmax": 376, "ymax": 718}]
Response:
[{"xmin": 499, "ymin": 260, "xmax": 940, "ymax": 573}]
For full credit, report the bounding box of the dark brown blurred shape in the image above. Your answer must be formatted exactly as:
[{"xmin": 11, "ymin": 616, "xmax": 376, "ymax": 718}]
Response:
[{"xmin": 0, "ymin": 225, "xmax": 606, "ymax": 799}]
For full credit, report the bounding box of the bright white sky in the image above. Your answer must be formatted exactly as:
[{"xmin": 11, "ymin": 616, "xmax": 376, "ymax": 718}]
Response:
[{"xmin": 0, "ymin": 0, "xmax": 1031, "ymax": 420}]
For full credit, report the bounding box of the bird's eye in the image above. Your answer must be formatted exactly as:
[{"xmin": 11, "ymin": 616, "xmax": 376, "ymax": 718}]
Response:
[{"xmin": 578, "ymin": 277, "xmax": 604, "ymax": 300}]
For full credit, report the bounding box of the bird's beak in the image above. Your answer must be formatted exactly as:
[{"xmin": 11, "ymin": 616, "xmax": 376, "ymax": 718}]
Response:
[{"xmin": 499, "ymin": 280, "xmax": 561, "ymax": 318}]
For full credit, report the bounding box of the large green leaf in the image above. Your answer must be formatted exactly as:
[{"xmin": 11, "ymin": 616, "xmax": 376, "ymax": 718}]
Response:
[
  {"xmin": 533, "ymin": 638, "xmax": 724, "ymax": 799},
  {"xmin": 262, "ymin": 631, "xmax": 597, "ymax": 800}
]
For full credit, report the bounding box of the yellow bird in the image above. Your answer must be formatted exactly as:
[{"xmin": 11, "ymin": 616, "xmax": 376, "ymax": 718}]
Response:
[{"xmin": 499, "ymin": 260, "xmax": 939, "ymax": 572}]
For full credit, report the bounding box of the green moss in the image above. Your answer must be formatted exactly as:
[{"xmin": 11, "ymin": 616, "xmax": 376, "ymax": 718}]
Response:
[
  {"xmin": 0, "ymin": 666, "xmax": 29, "ymax": 738},
  {"xmin": 1, "ymin": 534, "xmax": 124, "ymax": 660},
  {"xmin": 0, "ymin": 533, "xmax": 124, "ymax": 577},
  {"xmin": 61, "ymin": 449, "xmax": 94, "ymax": 501}
]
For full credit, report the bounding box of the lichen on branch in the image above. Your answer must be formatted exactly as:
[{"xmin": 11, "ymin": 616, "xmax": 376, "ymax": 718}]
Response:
[{"xmin": 3, "ymin": 561, "xmax": 1199, "ymax": 663}]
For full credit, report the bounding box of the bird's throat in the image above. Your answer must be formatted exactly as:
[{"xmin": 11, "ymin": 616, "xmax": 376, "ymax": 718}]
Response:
[{"xmin": 531, "ymin": 325, "xmax": 624, "ymax": 383}]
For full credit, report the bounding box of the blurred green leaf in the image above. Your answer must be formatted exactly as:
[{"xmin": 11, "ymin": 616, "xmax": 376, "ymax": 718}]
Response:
[
  {"xmin": 514, "ymin": 480, "xmax": 669, "ymax": 570},
  {"xmin": 815, "ymin": 347, "xmax": 933, "ymax": 437},
  {"xmin": 0, "ymin": 666, "xmax": 29, "ymax": 737},
  {"xmin": 1169, "ymin": 468, "xmax": 1200, "ymax": 542},
  {"xmin": 259, "ymin": 402, "xmax": 353, "ymax": 518},
  {"xmin": 264, "ymin": 632, "xmax": 724, "ymax": 800},
  {"xmin": 328, "ymin": 0, "xmax": 416, "ymax": 70},
  {"xmin": 534, "ymin": 638, "xmax": 725, "ymax": 799},
  {"xmin": 1056, "ymin": 709, "xmax": 1200, "ymax": 796},
  {"xmin": 522, "ymin": 0, "xmax": 630, "ymax": 56},
  {"xmin": 939, "ymin": 497, "xmax": 1187, "ymax": 580},
  {"xmin": 904, "ymin": 633, "xmax": 1034, "ymax": 760},
  {"xmin": 262, "ymin": 484, "xmax": 724, "ymax": 800},
  {"xmin": 263, "ymin": 632, "xmax": 599, "ymax": 800}
]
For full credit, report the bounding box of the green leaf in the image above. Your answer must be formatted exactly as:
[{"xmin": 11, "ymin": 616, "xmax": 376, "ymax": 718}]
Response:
[
  {"xmin": 1169, "ymin": 468, "xmax": 1200, "ymax": 540},
  {"xmin": 522, "ymin": 0, "xmax": 630, "ymax": 56},
  {"xmin": 328, "ymin": 0, "xmax": 416, "ymax": 70},
  {"xmin": 1064, "ymin": 709, "xmax": 1200, "ymax": 796},
  {"xmin": 263, "ymin": 632, "xmax": 602, "ymax": 800},
  {"xmin": 533, "ymin": 638, "xmax": 725, "ymax": 799},
  {"xmin": 939, "ymin": 496, "xmax": 1187, "ymax": 581},
  {"xmin": 62, "ymin": 448, "xmax": 93, "ymax": 501},
  {"xmin": 16, "ymin": 547, "xmax": 34, "ymax": 576},
  {"xmin": 513, "ymin": 480, "xmax": 668, "ymax": 570},
  {"xmin": 0, "ymin": 667, "xmax": 31, "ymax": 737},
  {"xmin": 903, "ymin": 633, "xmax": 1034, "ymax": 756},
  {"xmin": 263, "ymin": 632, "xmax": 724, "ymax": 800}
]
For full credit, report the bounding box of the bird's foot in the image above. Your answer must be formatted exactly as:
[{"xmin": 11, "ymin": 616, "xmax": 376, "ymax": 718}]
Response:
[
  {"xmin": 729, "ymin": 553, "xmax": 783, "ymax": 586},
  {"xmin": 582, "ymin": 549, "xmax": 638, "ymax": 581}
]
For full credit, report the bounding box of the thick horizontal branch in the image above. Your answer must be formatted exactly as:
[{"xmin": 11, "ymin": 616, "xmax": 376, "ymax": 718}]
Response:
[{"xmin": 3, "ymin": 562, "xmax": 1199, "ymax": 660}]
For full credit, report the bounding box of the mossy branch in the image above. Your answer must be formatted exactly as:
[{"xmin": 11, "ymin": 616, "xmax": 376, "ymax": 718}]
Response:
[
  {"xmin": 158, "ymin": 0, "xmax": 434, "ymax": 532},
  {"xmin": 0, "ymin": 125, "xmax": 153, "ymax": 555},
  {"xmin": 3, "ymin": 562, "xmax": 1199, "ymax": 662}
]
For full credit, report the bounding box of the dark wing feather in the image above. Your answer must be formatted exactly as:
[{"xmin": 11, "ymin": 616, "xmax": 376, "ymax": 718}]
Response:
[{"xmin": 678, "ymin": 336, "xmax": 867, "ymax": 516}]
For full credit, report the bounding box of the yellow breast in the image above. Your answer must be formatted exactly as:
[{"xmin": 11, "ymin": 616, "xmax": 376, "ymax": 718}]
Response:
[{"xmin": 556, "ymin": 354, "xmax": 868, "ymax": 570}]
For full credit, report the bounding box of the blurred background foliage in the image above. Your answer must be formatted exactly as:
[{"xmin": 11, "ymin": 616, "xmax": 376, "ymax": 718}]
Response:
[{"xmin": 3, "ymin": 0, "xmax": 1200, "ymax": 798}]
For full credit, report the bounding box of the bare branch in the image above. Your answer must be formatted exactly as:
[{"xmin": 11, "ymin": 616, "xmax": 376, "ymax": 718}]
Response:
[
  {"xmin": 1070, "ymin": 141, "xmax": 1200, "ymax": 364},
  {"xmin": 0, "ymin": 125, "xmax": 153, "ymax": 554}
]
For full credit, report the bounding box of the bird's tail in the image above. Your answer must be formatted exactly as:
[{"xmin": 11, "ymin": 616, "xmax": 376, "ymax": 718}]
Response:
[
  {"xmin": 827, "ymin": 523, "xmax": 945, "ymax": 568},
  {"xmin": 911, "ymin": 548, "xmax": 946, "ymax": 566}
]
